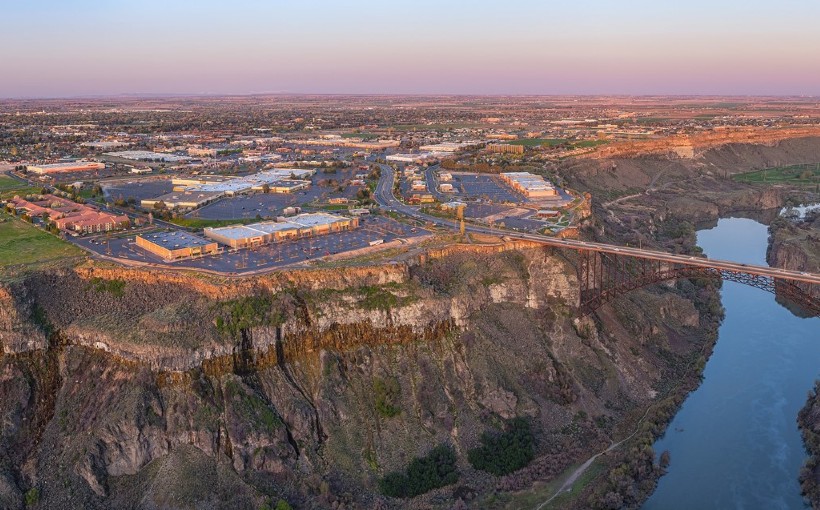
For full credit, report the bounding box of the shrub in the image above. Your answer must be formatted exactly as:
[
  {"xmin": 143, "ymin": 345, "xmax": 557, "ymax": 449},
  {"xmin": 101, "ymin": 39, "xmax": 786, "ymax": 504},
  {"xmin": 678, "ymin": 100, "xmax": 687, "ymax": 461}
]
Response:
[
  {"xmin": 215, "ymin": 293, "xmax": 283, "ymax": 336},
  {"xmin": 379, "ymin": 444, "xmax": 459, "ymax": 498},
  {"xmin": 374, "ymin": 376, "xmax": 401, "ymax": 417},
  {"xmin": 467, "ymin": 417, "xmax": 535, "ymax": 476}
]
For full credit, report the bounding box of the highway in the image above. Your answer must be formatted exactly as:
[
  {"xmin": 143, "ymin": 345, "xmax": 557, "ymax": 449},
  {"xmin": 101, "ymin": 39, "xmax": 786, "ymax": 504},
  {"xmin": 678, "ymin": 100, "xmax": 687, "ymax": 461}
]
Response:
[{"xmin": 374, "ymin": 164, "xmax": 820, "ymax": 286}]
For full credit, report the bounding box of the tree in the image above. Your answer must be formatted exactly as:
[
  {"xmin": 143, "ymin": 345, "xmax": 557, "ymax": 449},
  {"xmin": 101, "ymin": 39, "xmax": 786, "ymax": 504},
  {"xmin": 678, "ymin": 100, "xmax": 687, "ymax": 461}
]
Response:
[
  {"xmin": 262, "ymin": 183, "xmax": 271, "ymax": 194},
  {"xmin": 467, "ymin": 418, "xmax": 535, "ymax": 476}
]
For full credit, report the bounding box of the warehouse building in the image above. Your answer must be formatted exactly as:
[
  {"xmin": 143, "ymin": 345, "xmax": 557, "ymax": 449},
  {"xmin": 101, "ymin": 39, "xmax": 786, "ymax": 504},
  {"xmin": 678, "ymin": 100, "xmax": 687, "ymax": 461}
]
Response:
[
  {"xmin": 136, "ymin": 231, "xmax": 219, "ymax": 260},
  {"xmin": 26, "ymin": 161, "xmax": 106, "ymax": 175},
  {"xmin": 141, "ymin": 191, "xmax": 223, "ymax": 210},
  {"xmin": 500, "ymin": 172, "xmax": 558, "ymax": 198},
  {"xmin": 204, "ymin": 213, "xmax": 359, "ymax": 249}
]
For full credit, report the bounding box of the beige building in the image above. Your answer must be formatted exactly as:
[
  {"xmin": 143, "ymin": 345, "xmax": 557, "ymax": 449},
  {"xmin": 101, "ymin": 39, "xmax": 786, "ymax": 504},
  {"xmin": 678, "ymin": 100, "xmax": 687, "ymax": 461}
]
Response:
[
  {"xmin": 487, "ymin": 143, "xmax": 524, "ymax": 155},
  {"xmin": 136, "ymin": 231, "xmax": 219, "ymax": 260},
  {"xmin": 204, "ymin": 213, "xmax": 359, "ymax": 250}
]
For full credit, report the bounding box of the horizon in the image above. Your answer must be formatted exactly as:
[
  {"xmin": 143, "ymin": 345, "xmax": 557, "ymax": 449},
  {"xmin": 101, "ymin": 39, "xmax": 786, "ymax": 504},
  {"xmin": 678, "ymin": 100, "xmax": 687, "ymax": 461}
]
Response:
[{"xmin": 4, "ymin": 0, "xmax": 820, "ymax": 98}]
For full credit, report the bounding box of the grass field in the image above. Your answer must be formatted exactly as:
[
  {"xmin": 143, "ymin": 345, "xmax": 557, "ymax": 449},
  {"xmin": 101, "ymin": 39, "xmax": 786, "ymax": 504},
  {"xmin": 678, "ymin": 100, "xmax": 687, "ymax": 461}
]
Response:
[
  {"xmin": 0, "ymin": 186, "xmax": 42, "ymax": 201},
  {"xmin": 0, "ymin": 174, "xmax": 27, "ymax": 192},
  {"xmin": 169, "ymin": 217, "xmax": 259, "ymax": 229},
  {"xmin": 0, "ymin": 213, "xmax": 83, "ymax": 269},
  {"xmin": 508, "ymin": 138, "xmax": 567, "ymax": 147},
  {"xmin": 571, "ymin": 140, "xmax": 609, "ymax": 149},
  {"xmin": 732, "ymin": 163, "xmax": 820, "ymax": 186}
]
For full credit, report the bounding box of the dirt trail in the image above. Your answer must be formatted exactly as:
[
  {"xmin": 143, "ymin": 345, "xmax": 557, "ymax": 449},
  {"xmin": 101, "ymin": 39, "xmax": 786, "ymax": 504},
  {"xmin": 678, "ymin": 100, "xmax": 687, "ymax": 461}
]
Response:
[{"xmin": 534, "ymin": 406, "xmax": 653, "ymax": 510}]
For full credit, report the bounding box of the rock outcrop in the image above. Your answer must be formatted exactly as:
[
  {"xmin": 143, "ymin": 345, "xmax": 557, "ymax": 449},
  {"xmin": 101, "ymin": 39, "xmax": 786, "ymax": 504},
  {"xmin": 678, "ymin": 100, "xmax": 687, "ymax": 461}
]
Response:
[{"xmin": 0, "ymin": 244, "xmax": 717, "ymax": 509}]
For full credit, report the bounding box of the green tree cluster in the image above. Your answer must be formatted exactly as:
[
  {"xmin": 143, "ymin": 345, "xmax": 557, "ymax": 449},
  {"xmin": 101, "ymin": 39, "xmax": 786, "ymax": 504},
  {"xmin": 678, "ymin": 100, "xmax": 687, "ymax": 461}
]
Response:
[
  {"xmin": 467, "ymin": 417, "xmax": 535, "ymax": 476},
  {"xmin": 215, "ymin": 293, "xmax": 283, "ymax": 337},
  {"xmin": 379, "ymin": 444, "xmax": 458, "ymax": 498},
  {"xmin": 373, "ymin": 376, "xmax": 401, "ymax": 417}
]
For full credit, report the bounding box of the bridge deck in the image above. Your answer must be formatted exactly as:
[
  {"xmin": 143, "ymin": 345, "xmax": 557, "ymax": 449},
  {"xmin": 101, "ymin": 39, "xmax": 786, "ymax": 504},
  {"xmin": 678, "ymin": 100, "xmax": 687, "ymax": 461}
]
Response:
[{"xmin": 534, "ymin": 237, "xmax": 820, "ymax": 285}]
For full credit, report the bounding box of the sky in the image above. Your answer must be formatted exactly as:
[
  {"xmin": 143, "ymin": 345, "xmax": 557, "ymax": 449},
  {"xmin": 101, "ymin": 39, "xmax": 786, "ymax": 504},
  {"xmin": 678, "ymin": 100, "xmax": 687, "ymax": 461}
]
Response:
[{"xmin": 3, "ymin": 0, "xmax": 820, "ymax": 98}]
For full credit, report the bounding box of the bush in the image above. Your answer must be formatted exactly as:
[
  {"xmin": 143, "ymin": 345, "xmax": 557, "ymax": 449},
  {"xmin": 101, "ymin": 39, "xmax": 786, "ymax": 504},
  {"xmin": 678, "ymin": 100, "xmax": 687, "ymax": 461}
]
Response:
[
  {"xmin": 25, "ymin": 487, "xmax": 39, "ymax": 506},
  {"xmin": 467, "ymin": 417, "xmax": 535, "ymax": 476},
  {"xmin": 215, "ymin": 293, "xmax": 283, "ymax": 337},
  {"xmin": 379, "ymin": 444, "xmax": 459, "ymax": 498},
  {"xmin": 374, "ymin": 377, "xmax": 401, "ymax": 417}
]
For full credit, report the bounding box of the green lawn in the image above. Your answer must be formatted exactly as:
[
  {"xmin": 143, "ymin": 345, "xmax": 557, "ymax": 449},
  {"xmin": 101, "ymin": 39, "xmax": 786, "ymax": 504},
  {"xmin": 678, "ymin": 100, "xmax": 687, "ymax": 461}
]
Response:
[
  {"xmin": 0, "ymin": 186, "xmax": 42, "ymax": 200},
  {"xmin": 0, "ymin": 174, "xmax": 27, "ymax": 192},
  {"xmin": 571, "ymin": 140, "xmax": 609, "ymax": 149},
  {"xmin": 0, "ymin": 213, "xmax": 83, "ymax": 268},
  {"xmin": 507, "ymin": 138, "xmax": 567, "ymax": 147},
  {"xmin": 732, "ymin": 163, "xmax": 820, "ymax": 186},
  {"xmin": 169, "ymin": 217, "xmax": 259, "ymax": 229}
]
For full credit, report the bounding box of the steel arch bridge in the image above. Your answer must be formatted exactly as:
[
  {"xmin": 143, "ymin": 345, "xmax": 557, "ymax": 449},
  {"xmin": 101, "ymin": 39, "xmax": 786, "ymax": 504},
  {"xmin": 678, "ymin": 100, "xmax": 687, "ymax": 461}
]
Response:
[{"xmin": 574, "ymin": 249, "xmax": 820, "ymax": 317}]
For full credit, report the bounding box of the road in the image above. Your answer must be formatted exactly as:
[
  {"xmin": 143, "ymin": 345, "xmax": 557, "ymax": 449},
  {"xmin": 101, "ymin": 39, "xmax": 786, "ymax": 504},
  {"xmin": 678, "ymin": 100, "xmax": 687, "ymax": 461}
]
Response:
[{"xmin": 374, "ymin": 164, "xmax": 820, "ymax": 286}]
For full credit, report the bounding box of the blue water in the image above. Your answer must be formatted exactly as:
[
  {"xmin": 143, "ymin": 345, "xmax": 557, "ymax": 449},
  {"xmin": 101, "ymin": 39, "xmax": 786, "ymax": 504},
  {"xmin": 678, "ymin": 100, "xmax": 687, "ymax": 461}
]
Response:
[{"xmin": 643, "ymin": 217, "xmax": 820, "ymax": 510}]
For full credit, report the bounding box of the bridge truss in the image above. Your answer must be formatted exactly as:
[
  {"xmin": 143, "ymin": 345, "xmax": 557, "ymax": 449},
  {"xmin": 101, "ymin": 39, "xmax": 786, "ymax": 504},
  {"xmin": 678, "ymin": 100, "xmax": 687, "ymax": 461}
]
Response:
[{"xmin": 576, "ymin": 249, "xmax": 820, "ymax": 317}]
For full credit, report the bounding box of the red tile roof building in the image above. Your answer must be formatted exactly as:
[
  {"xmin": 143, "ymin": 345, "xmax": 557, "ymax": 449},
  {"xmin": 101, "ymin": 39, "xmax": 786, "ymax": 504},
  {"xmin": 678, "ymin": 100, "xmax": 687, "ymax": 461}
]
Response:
[{"xmin": 8, "ymin": 194, "xmax": 129, "ymax": 233}]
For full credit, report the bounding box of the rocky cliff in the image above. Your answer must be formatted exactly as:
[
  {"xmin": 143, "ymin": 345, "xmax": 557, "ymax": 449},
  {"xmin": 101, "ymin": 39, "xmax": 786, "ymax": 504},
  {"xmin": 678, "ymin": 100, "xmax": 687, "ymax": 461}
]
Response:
[
  {"xmin": 799, "ymin": 381, "xmax": 820, "ymax": 509},
  {"xmin": 0, "ymin": 243, "xmax": 717, "ymax": 509},
  {"xmin": 768, "ymin": 209, "xmax": 820, "ymax": 302}
]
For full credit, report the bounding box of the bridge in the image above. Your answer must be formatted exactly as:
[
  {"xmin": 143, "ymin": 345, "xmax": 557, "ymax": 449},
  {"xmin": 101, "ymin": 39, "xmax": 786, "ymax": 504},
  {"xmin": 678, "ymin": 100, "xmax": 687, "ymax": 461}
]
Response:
[
  {"xmin": 534, "ymin": 237, "xmax": 820, "ymax": 317},
  {"xmin": 373, "ymin": 164, "xmax": 820, "ymax": 317}
]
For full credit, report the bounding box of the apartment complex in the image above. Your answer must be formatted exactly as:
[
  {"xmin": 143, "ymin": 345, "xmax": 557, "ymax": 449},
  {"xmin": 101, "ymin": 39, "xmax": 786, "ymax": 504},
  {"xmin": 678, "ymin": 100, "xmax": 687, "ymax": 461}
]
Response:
[
  {"xmin": 487, "ymin": 143, "xmax": 524, "ymax": 155},
  {"xmin": 7, "ymin": 194, "xmax": 129, "ymax": 233}
]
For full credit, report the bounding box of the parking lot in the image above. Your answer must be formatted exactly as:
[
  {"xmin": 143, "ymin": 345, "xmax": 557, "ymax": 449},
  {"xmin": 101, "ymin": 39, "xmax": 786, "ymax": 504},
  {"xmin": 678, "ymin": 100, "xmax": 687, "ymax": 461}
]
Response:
[
  {"xmin": 191, "ymin": 194, "xmax": 297, "ymax": 219},
  {"xmin": 72, "ymin": 216, "xmax": 427, "ymax": 274},
  {"xmin": 452, "ymin": 173, "xmax": 525, "ymax": 203},
  {"xmin": 103, "ymin": 180, "xmax": 174, "ymax": 201}
]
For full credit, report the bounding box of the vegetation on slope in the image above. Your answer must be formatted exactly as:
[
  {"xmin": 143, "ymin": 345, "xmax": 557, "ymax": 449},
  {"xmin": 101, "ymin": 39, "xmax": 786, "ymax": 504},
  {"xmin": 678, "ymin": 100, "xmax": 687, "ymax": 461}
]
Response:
[
  {"xmin": 378, "ymin": 444, "xmax": 459, "ymax": 498},
  {"xmin": 468, "ymin": 417, "xmax": 535, "ymax": 476}
]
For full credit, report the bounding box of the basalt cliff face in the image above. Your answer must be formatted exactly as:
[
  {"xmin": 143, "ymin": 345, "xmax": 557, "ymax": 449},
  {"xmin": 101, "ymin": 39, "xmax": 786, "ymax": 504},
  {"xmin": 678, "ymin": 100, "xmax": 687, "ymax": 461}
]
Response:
[
  {"xmin": 0, "ymin": 244, "xmax": 716, "ymax": 510},
  {"xmin": 768, "ymin": 210, "xmax": 820, "ymax": 302},
  {"xmin": 799, "ymin": 381, "xmax": 820, "ymax": 509}
]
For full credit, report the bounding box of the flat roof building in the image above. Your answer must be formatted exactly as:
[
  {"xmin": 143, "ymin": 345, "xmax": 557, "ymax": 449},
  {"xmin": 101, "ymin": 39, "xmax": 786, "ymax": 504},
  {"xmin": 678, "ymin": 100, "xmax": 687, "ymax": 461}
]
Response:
[
  {"xmin": 500, "ymin": 172, "xmax": 558, "ymax": 198},
  {"xmin": 26, "ymin": 161, "xmax": 105, "ymax": 175},
  {"xmin": 141, "ymin": 191, "xmax": 223, "ymax": 210},
  {"xmin": 204, "ymin": 213, "xmax": 359, "ymax": 250},
  {"xmin": 136, "ymin": 231, "xmax": 219, "ymax": 260},
  {"xmin": 104, "ymin": 150, "xmax": 191, "ymax": 163},
  {"xmin": 418, "ymin": 141, "xmax": 484, "ymax": 152}
]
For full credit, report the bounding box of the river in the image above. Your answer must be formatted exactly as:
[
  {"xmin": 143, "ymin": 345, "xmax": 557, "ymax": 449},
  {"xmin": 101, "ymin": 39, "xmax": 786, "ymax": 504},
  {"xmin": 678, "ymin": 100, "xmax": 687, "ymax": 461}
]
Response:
[{"xmin": 643, "ymin": 216, "xmax": 820, "ymax": 510}]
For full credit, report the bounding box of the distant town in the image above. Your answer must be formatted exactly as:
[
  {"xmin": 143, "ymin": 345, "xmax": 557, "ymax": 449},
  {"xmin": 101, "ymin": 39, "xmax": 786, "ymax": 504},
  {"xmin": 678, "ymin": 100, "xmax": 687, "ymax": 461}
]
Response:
[{"xmin": 2, "ymin": 95, "xmax": 819, "ymax": 275}]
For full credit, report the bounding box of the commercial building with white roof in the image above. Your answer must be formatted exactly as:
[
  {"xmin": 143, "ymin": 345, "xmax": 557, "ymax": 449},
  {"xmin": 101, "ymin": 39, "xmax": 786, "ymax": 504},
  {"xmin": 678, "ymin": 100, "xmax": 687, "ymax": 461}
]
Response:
[
  {"xmin": 499, "ymin": 172, "xmax": 558, "ymax": 198},
  {"xmin": 204, "ymin": 212, "xmax": 359, "ymax": 249}
]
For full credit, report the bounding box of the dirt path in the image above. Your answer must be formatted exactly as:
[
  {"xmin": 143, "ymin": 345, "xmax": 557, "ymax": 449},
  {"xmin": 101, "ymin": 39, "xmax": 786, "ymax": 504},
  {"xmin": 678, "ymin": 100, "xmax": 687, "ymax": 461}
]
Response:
[{"xmin": 534, "ymin": 406, "xmax": 653, "ymax": 510}]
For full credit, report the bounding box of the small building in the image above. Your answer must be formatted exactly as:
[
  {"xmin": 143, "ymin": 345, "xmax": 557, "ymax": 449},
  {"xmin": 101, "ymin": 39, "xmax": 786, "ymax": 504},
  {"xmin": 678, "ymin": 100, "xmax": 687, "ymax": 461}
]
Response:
[
  {"xmin": 438, "ymin": 172, "xmax": 453, "ymax": 181},
  {"xmin": 439, "ymin": 183, "xmax": 455, "ymax": 193},
  {"xmin": 136, "ymin": 231, "xmax": 219, "ymax": 260},
  {"xmin": 411, "ymin": 180, "xmax": 427, "ymax": 191},
  {"xmin": 129, "ymin": 167, "xmax": 152, "ymax": 174},
  {"xmin": 536, "ymin": 209, "xmax": 560, "ymax": 219}
]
